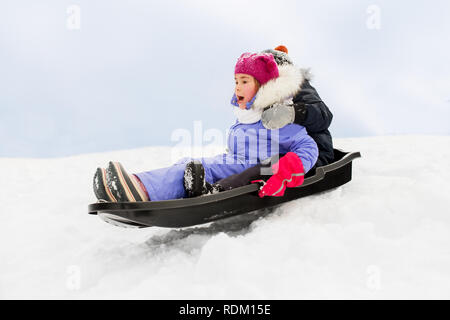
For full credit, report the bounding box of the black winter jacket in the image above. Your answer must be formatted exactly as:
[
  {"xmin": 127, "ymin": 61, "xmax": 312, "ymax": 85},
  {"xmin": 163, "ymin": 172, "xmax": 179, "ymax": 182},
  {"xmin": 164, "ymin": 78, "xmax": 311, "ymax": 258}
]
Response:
[{"xmin": 292, "ymin": 80, "xmax": 334, "ymax": 167}]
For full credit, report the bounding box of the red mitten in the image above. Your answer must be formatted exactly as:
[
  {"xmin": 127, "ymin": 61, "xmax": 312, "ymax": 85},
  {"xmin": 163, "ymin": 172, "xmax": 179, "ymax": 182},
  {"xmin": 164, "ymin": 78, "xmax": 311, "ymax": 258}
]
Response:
[{"xmin": 251, "ymin": 152, "xmax": 305, "ymax": 198}]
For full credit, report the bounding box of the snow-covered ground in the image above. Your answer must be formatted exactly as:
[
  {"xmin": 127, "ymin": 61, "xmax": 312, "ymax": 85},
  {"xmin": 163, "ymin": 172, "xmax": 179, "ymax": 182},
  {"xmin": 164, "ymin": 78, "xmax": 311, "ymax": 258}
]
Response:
[{"xmin": 1, "ymin": 136, "xmax": 450, "ymax": 299}]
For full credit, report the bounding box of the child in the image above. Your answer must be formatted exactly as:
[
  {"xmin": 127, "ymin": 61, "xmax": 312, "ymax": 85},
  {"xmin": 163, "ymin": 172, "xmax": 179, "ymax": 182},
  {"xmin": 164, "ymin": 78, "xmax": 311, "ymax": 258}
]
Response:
[
  {"xmin": 186, "ymin": 45, "xmax": 335, "ymax": 197},
  {"xmin": 260, "ymin": 46, "xmax": 334, "ymax": 168},
  {"xmin": 93, "ymin": 51, "xmax": 318, "ymax": 202}
]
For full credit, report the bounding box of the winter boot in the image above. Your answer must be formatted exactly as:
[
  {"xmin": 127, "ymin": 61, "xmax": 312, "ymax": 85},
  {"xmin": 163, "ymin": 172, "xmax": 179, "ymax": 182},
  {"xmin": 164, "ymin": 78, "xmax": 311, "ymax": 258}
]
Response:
[
  {"xmin": 106, "ymin": 161, "xmax": 149, "ymax": 202},
  {"xmin": 183, "ymin": 160, "xmax": 224, "ymax": 198},
  {"xmin": 93, "ymin": 167, "xmax": 117, "ymax": 202}
]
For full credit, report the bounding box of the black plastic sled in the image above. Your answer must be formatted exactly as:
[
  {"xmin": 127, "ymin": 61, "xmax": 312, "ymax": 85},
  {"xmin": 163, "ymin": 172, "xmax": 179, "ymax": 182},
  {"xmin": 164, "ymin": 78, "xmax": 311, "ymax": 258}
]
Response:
[{"xmin": 88, "ymin": 149, "xmax": 361, "ymax": 228}]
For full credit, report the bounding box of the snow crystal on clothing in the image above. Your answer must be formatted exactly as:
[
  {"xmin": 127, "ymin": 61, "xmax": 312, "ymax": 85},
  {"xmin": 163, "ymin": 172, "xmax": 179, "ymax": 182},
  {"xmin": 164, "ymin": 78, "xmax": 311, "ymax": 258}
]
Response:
[{"xmin": 183, "ymin": 166, "xmax": 194, "ymax": 191}]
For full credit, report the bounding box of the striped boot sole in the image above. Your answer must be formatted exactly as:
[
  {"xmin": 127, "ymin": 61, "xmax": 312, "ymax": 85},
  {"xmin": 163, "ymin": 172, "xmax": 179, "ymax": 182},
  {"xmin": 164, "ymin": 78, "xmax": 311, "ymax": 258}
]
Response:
[
  {"xmin": 93, "ymin": 168, "xmax": 117, "ymax": 202},
  {"xmin": 106, "ymin": 161, "xmax": 146, "ymax": 202}
]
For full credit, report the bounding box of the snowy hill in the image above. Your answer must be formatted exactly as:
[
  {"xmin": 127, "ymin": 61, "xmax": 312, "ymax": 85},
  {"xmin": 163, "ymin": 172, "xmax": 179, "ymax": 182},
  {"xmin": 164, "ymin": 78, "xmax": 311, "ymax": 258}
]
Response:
[{"xmin": 1, "ymin": 136, "xmax": 450, "ymax": 299}]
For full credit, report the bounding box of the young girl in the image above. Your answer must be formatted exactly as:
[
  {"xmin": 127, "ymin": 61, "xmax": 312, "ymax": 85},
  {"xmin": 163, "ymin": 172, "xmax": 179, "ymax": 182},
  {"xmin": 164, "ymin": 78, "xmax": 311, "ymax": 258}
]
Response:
[
  {"xmin": 186, "ymin": 45, "xmax": 334, "ymax": 197},
  {"xmin": 93, "ymin": 51, "xmax": 318, "ymax": 202}
]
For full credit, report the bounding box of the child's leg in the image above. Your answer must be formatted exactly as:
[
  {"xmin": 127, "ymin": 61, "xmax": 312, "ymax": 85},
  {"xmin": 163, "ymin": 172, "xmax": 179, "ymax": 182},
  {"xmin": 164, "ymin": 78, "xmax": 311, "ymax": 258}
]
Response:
[
  {"xmin": 184, "ymin": 158, "xmax": 272, "ymax": 197},
  {"xmin": 135, "ymin": 153, "xmax": 269, "ymax": 200},
  {"xmin": 214, "ymin": 162, "xmax": 267, "ymax": 190},
  {"xmin": 135, "ymin": 154, "xmax": 248, "ymax": 201},
  {"xmin": 134, "ymin": 158, "xmax": 193, "ymax": 201},
  {"xmin": 213, "ymin": 154, "xmax": 283, "ymax": 190}
]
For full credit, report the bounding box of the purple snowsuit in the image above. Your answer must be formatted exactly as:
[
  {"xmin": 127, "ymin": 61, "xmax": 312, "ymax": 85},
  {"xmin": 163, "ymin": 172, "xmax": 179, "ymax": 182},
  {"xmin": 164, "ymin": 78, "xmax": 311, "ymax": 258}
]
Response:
[{"xmin": 135, "ymin": 120, "xmax": 318, "ymax": 201}]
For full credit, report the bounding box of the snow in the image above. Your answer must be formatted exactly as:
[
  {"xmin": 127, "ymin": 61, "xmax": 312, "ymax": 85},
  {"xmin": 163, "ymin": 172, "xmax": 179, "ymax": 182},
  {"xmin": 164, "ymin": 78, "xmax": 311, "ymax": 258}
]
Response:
[{"xmin": 1, "ymin": 136, "xmax": 450, "ymax": 299}]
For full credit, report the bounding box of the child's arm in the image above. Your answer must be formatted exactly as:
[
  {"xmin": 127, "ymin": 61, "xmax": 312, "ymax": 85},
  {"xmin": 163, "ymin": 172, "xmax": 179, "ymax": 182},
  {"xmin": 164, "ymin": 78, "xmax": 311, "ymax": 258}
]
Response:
[
  {"xmin": 288, "ymin": 130, "xmax": 319, "ymax": 174},
  {"xmin": 261, "ymin": 79, "xmax": 333, "ymax": 132},
  {"xmin": 252, "ymin": 132, "xmax": 318, "ymax": 197},
  {"xmin": 292, "ymin": 80, "xmax": 333, "ymax": 133}
]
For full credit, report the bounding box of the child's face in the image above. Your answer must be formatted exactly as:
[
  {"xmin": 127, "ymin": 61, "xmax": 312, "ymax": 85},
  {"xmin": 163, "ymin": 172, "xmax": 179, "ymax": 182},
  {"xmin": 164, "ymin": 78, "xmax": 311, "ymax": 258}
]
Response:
[{"xmin": 235, "ymin": 74, "xmax": 259, "ymax": 109}]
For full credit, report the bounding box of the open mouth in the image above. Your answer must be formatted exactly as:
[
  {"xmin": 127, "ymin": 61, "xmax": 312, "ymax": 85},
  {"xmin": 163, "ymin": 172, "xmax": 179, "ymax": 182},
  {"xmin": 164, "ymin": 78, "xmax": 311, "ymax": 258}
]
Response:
[{"xmin": 237, "ymin": 95, "xmax": 244, "ymax": 102}]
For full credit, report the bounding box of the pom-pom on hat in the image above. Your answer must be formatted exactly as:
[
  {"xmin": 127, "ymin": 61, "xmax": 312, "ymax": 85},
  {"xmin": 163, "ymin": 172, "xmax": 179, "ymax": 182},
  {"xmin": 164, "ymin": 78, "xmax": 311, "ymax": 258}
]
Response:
[
  {"xmin": 262, "ymin": 45, "xmax": 293, "ymax": 66},
  {"xmin": 274, "ymin": 45, "xmax": 288, "ymax": 53},
  {"xmin": 234, "ymin": 52, "xmax": 279, "ymax": 85}
]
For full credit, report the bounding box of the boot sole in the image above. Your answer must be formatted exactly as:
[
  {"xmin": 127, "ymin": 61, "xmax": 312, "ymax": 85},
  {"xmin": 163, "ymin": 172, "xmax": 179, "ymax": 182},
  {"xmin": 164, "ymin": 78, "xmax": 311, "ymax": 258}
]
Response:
[
  {"xmin": 183, "ymin": 160, "xmax": 205, "ymax": 198},
  {"xmin": 93, "ymin": 168, "xmax": 117, "ymax": 202},
  {"xmin": 106, "ymin": 162, "xmax": 146, "ymax": 202}
]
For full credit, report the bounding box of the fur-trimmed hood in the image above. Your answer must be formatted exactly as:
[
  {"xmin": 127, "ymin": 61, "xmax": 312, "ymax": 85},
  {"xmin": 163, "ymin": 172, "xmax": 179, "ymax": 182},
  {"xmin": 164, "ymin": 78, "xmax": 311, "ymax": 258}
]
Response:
[{"xmin": 252, "ymin": 65, "xmax": 311, "ymax": 111}]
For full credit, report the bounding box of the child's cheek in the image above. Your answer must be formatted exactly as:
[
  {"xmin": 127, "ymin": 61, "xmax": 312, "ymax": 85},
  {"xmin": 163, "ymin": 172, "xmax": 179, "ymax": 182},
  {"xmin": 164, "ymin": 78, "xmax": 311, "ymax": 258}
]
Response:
[{"xmin": 244, "ymin": 87, "xmax": 251, "ymax": 100}]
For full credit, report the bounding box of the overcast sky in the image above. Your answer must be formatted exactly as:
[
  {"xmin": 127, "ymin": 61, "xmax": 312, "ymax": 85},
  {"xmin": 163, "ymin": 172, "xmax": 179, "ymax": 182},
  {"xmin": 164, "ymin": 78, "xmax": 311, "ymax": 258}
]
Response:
[{"xmin": 1, "ymin": 0, "xmax": 449, "ymax": 157}]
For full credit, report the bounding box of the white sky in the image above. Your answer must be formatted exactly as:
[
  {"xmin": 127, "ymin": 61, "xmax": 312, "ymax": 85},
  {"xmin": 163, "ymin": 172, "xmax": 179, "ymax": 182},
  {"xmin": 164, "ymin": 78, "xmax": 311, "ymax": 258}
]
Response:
[{"xmin": 1, "ymin": 0, "xmax": 449, "ymax": 157}]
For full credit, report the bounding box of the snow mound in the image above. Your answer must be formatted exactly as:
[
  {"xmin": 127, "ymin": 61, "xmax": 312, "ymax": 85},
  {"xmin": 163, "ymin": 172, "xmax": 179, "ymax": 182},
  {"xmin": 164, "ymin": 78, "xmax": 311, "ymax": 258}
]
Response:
[{"xmin": 1, "ymin": 136, "xmax": 450, "ymax": 299}]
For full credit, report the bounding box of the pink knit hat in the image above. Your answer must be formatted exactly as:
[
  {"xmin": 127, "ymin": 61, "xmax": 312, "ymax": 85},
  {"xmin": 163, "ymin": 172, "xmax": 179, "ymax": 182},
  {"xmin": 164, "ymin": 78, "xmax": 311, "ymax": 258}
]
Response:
[{"xmin": 234, "ymin": 52, "xmax": 279, "ymax": 85}]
